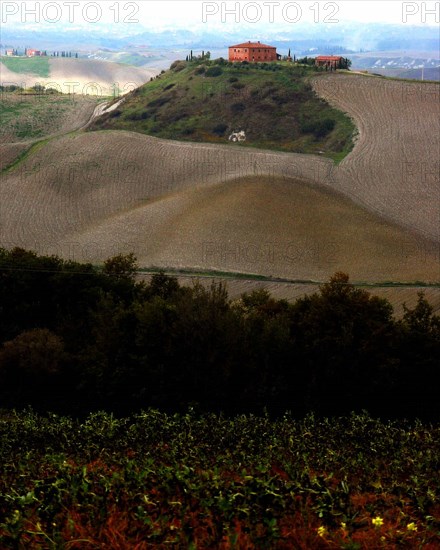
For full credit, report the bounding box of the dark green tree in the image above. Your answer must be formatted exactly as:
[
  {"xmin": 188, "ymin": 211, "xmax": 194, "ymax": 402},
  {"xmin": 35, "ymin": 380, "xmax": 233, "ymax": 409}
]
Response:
[{"xmin": 103, "ymin": 253, "xmax": 138, "ymax": 283}]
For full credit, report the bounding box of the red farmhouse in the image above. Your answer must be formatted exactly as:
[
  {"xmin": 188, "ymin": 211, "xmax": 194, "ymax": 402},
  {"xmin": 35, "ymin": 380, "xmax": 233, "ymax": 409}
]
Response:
[
  {"xmin": 27, "ymin": 49, "xmax": 41, "ymax": 57},
  {"xmin": 228, "ymin": 41, "xmax": 279, "ymax": 62},
  {"xmin": 315, "ymin": 55, "xmax": 343, "ymax": 68}
]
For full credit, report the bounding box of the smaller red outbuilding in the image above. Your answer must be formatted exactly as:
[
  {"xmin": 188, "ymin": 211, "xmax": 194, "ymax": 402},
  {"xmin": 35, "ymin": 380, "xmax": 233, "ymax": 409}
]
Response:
[{"xmin": 315, "ymin": 56, "xmax": 343, "ymax": 68}]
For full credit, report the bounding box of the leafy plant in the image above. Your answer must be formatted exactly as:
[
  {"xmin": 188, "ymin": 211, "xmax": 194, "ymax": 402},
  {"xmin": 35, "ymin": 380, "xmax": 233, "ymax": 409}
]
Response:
[{"xmin": 0, "ymin": 410, "xmax": 439, "ymax": 548}]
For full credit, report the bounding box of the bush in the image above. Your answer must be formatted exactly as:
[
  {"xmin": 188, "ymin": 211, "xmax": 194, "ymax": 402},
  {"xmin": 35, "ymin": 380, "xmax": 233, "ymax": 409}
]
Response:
[
  {"xmin": 229, "ymin": 77, "xmax": 238, "ymax": 83},
  {"xmin": 182, "ymin": 127, "xmax": 195, "ymax": 135},
  {"xmin": 271, "ymin": 94, "xmax": 288, "ymax": 105},
  {"xmin": 205, "ymin": 66, "xmax": 223, "ymax": 77},
  {"xmin": 0, "ymin": 328, "xmax": 64, "ymax": 408},
  {"xmin": 231, "ymin": 102, "xmax": 246, "ymax": 113},
  {"xmin": 126, "ymin": 110, "xmax": 150, "ymax": 121},
  {"xmin": 314, "ymin": 118, "xmax": 336, "ymax": 138},
  {"xmin": 301, "ymin": 117, "xmax": 336, "ymax": 138},
  {"xmin": 148, "ymin": 96, "xmax": 171, "ymax": 108},
  {"xmin": 213, "ymin": 123, "xmax": 228, "ymax": 136},
  {"xmin": 170, "ymin": 60, "xmax": 186, "ymax": 72},
  {"xmin": 195, "ymin": 66, "xmax": 206, "ymax": 75},
  {"xmin": 232, "ymin": 82, "xmax": 245, "ymax": 90}
]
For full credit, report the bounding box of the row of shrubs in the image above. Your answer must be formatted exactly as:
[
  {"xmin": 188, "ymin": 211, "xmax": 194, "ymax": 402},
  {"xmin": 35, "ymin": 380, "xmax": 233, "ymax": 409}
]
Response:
[{"xmin": 0, "ymin": 247, "xmax": 439, "ymax": 419}]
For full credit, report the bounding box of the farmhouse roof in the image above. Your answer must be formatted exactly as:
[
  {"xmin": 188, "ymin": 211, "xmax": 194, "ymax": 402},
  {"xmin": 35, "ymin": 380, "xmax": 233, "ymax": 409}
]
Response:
[{"xmin": 230, "ymin": 41, "xmax": 276, "ymax": 49}]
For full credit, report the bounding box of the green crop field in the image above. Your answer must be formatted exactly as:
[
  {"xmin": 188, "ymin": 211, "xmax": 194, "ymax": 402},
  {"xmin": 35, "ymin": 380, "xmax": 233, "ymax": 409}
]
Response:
[
  {"xmin": 1, "ymin": 56, "xmax": 50, "ymax": 78},
  {"xmin": 0, "ymin": 409, "xmax": 439, "ymax": 548},
  {"xmin": 0, "ymin": 91, "xmax": 97, "ymax": 142}
]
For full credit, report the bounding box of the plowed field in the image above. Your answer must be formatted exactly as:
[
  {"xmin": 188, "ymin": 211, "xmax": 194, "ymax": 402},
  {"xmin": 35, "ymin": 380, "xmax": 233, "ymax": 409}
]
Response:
[{"xmin": 0, "ymin": 74, "xmax": 438, "ymax": 301}]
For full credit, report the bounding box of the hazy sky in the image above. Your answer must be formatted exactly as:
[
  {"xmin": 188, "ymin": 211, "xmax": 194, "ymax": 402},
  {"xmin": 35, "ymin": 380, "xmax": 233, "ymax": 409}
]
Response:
[
  {"xmin": 136, "ymin": 1, "xmax": 435, "ymax": 26},
  {"xmin": 2, "ymin": 1, "xmax": 438, "ymax": 29}
]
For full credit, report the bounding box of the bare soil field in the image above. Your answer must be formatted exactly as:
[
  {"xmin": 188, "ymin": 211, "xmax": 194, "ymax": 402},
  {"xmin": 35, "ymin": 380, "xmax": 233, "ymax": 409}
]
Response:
[
  {"xmin": 0, "ymin": 74, "xmax": 438, "ymax": 286},
  {"xmin": 62, "ymin": 173, "xmax": 439, "ymax": 282},
  {"xmin": 0, "ymin": 58, "xmax": 159, "ymax": 96},
  {"xmin": 0, "ymin": 143, "xmax": 29, "ymax": 171},
  {"xmin": 311, "ymin": 74, "xmax": 440, "ymax": 242}
]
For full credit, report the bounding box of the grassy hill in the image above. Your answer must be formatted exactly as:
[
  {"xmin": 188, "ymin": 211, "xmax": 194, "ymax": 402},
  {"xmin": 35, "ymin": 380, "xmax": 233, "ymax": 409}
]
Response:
[
  {"xmin": 0, "ymin": 56, "xmax": 50, "ymax": 77},
  {"xmin": 90, "ymin": 59, "xmax": 356, "ymax": 161},
  {"xmin": 0, "ymin": 89, "xmax": 97, "ymax": 143}
]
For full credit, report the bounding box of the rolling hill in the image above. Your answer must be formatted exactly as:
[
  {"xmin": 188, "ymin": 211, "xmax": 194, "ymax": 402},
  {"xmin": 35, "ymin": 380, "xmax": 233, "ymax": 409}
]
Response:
[
  {"xmin": 90, "ymin": 60, "xmax": 356, "ymax": 161},
  {"xmin": 0, "ymin": 57, "xmax": 158, "ymax": 96},
  {"xmin": 0, "ymin": 71, "xmax": 438, "ymax": 313}
]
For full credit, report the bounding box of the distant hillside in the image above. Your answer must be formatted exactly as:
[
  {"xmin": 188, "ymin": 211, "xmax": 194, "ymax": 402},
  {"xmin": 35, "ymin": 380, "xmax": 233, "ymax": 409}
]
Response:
[
  {"xmin": 0, "ymin": 57, "xmax": 159, "ymax": 96},
  {"xmin": 365, "ymin": 67, "xmax": 440, "ymax": 82},
  {"xmin": 90, "ymin": 59, "xmax": 356, "ymax": 161}
]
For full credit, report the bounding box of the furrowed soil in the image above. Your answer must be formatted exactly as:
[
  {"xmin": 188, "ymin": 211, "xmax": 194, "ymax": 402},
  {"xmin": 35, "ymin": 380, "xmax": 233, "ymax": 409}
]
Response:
[{"xmin": 0, "ymin": 73, "xmax": 438, "ymax": 306}]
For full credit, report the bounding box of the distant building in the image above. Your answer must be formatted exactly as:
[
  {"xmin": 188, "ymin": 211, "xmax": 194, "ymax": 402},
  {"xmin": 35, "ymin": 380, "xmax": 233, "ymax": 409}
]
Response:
[
  {"xmin": 27, "ymin": 49, "xmax": 41, "ymax": 57},
  {"xmin": 228, "ymin": 41, "xmax": 281, "ymax": 63},
  {"xmin": 5, "ymin": 49, "xmax": 14, "ymax": 56},
  {"xmin": 315, "ymin": 55, "xmax": 343, "ymax": 68}
]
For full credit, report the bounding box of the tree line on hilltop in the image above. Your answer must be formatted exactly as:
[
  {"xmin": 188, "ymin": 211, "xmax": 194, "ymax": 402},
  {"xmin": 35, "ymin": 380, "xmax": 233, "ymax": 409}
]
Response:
[{"xmin": 0, "ymin": 247, "xmax": 438, "ymax": 419}]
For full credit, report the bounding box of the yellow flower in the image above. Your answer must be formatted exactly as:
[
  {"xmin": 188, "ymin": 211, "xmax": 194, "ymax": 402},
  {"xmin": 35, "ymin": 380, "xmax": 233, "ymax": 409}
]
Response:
[
  {"xmin": 317, "ymin": 526, "xmax": 327, "ymax": 537},
  {"xmin": 407, "ymin": 522, "xmax": 417, "ymax": 531},
  {"xmin": 9, "ymin": 510, "xmax": 20, "ymax": 524},
  {"xmin": 372, "ymin": 516, "xmax": 384, "ymax": 527},
  {"xmin": 340, "ymin": 521, "xmax": 347, "ymax": 530}
]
